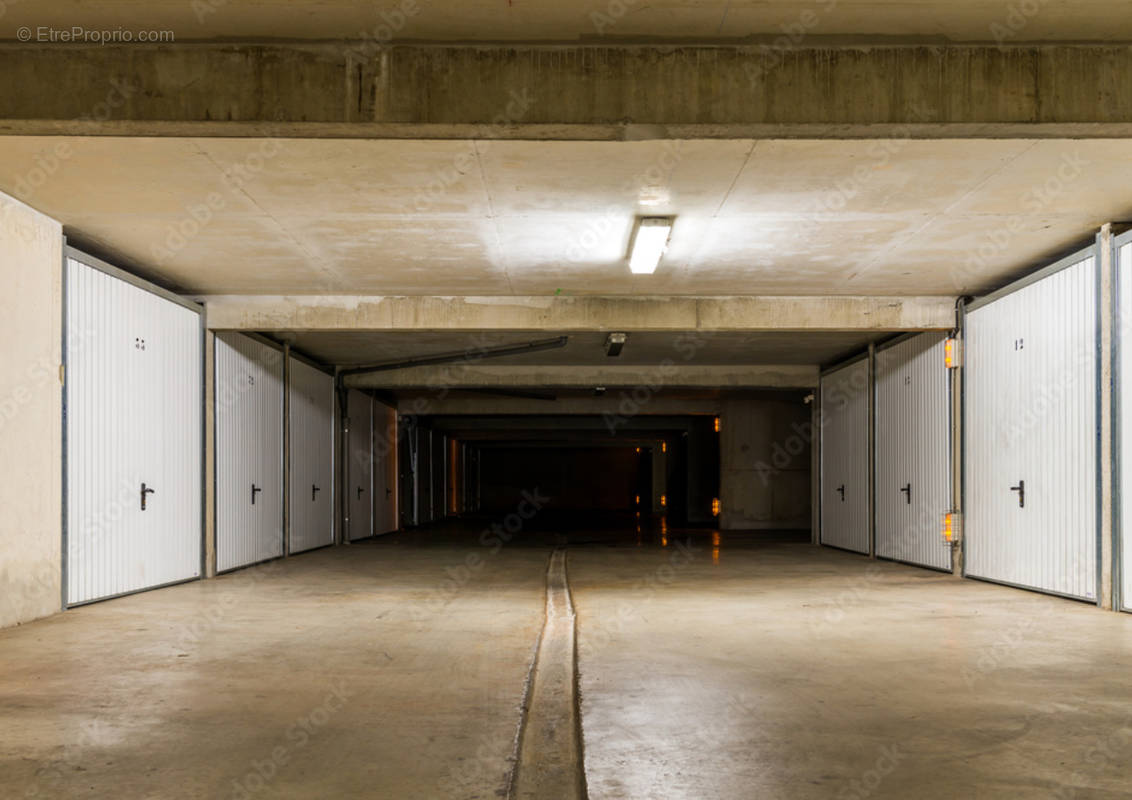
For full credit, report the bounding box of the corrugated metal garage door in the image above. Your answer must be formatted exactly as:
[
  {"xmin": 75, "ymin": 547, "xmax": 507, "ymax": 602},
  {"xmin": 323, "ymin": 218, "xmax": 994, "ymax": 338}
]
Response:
[
  {"xmin": 965, "ymin": 248, "xmax": 1097, "ymax": 601},
  {"xmin": 820, "ymin": 357, "xmax": 870, "ymax": 554},
  {"xmin": 875, "ymin": 333, "xmax": 952, "ymax": 571},
  {"xmin": 215, "ymin": 333, "xmax": 284, "ymax": 572},
  {"xmin": 431, "ymin": 430, "xmax": 446, "ymax": 523},
  {"xmin": 346, "ymin": 389, "xmax": 373, "ymax": 541},
  {"xmin": 288, "ymin": 356, "xmax": 334, "ymax": 554},
  {"xmin": 418, "ymin": 428, "xmax": 434, "ymax": 525},
  {"xmin": 373, "ymin": 401, "xmax": 398, "ymax": 535},
  {"xmin": 65, "ymin": 251, "xmax": 202, "ymax": 605},
  {"xmin": 1116, "ymin": 234, "xmax": 1132, "ymax": 612}
]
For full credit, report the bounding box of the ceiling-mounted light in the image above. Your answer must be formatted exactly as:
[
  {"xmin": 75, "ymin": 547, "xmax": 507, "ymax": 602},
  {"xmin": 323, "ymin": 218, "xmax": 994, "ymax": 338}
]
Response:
[
  {"xmin": 605, "ymin": 332, "xmax": 628, "ymax": 357},
  {"xmin": 627, "ymin": 216, "xmax": 673, "ymax": 275}
]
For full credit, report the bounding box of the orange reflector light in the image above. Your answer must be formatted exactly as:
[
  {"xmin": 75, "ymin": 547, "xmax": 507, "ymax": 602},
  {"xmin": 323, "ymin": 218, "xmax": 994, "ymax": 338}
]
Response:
[
  {"xmin": 944, "ymin": 337, "xmax": 962, "ymax": 369},
  {"xmin": 711, "ymin": 498, "xmax": 721, "ymax": 516},
  {"xmin": 713, "ymin": 416, "xmax": 721, "ymax": 433},
  {"xmin": 661, "ymin": 442, "xmax": 667, "ymax": 453},
  {"xmin": 943, "ymin": 512, "xmax": 962, "ymax": 543},
  {"xmin": 660, "ymin": 494, "xmax": 666, "ymax": 507}
]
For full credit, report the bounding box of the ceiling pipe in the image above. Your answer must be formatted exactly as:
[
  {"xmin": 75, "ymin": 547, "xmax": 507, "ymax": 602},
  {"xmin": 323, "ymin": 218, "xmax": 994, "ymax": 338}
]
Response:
[{"xmin": 339, "ymin": 335, "xmax": 569, "ymax": 377}]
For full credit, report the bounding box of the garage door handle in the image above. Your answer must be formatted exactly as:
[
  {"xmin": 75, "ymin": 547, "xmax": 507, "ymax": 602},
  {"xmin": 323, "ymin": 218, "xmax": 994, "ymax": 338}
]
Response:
[
  {"xmin": 1010, "ymin": 480, "xmax": 1025, "ymax": 508},
  {"xmin": 140, "ymin": 482, "xmax": 155, "ymax": 511},
  {"xmin": 312, "ymin": 484, "xmax": 321, "ymax": 502},
  {"xmin": 900, "ymin": 483, "xmax": 911, "ymax": 504},
  {"xmin": 356, "ymin": 486, "xmax": 364, "ymax": 499},
  {"xmin": 251, "ymin": 484, "xmax": 262, "ymax": 505},
  {"xmin": 836, "ymin": 484, "xmax": 845, "ymax": 502}
]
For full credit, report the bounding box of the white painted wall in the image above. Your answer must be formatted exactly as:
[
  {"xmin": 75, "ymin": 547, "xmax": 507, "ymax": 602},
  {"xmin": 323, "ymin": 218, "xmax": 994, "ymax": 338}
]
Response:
[{"xmin": 0, "ymin": 192, "xmax": 62, "ymax": 627}]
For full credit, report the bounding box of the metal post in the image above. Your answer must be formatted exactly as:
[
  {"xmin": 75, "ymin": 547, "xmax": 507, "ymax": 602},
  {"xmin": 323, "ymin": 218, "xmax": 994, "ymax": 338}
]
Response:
[
  {"xmin": 952, "ymin": 300, "xmax": 966, "ymax": 577},
  {"xmin": 867, "ymin": 342, "xmax": 877, "ymax": 559},
  {"xmin": 1099, "ymin": 223, "xmax": 1115, "ymax": 609},
  {"xmin": 282, "ymin": 343, "xmax": 290, "ymax": 557}
]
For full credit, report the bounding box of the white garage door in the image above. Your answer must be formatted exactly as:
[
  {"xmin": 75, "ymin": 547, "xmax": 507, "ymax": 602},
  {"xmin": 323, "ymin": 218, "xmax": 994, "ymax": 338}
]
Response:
[
  {"xmin": 965, "ymin": 249, "xmax": 1097, "ymax": 601},
  {"xmin": 875, "ymin": 333, "xmax": 952, "ymax": 571},
  {"xmin": 347, "ymin": 389, "xmax": 373, "ymax": 541},
  {"xmin": 373, "ymin": 401, "xmax": 398, "ymax": 535},
  {"xmin": 65, "ymin": 251, "xmax": 202, "ymax": 605},
  {"xmin": 820, "ymin": 357, "xmax": 870, "ymax": 554},
  {"xmin": 215, "ymin": 333, "xmax": 284, "ymax": 572},
  {"xmin": 288, "ymin": 356, "xmax": 334, "ymax": 554}
]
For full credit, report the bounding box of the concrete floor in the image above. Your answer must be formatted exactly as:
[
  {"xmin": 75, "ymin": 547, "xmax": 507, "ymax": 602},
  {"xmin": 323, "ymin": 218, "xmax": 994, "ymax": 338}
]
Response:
[{"xmin": 2, "ymin": 521, "xmax": 1131, "ymax": 799}]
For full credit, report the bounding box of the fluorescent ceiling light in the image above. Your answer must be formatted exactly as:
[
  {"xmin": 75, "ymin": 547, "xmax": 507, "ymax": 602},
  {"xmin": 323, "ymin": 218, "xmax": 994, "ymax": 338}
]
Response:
[{"xmin": 628, "ymin": 217, "xmax": 673, "ymax": 275}]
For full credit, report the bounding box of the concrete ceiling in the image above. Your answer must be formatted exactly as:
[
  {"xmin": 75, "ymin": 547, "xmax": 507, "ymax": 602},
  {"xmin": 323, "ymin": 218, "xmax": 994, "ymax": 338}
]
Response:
[
  {"xmin": 281, "ymin": 330, "xmax": 884, "ymax": 368},
  {"xmin": 2, "ymin": 136, "xmax": 1125, "ymax": 297},
  {"xmin": 5, "ymin": 1, "xmax": 1132, "ymax": 42}
]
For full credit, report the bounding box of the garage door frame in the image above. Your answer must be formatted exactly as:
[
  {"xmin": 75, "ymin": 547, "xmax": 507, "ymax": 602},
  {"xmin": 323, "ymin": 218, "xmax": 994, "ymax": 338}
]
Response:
[{"xmin": 1112, "ymin": 229, "xmax": 1132, "ymax": 612}]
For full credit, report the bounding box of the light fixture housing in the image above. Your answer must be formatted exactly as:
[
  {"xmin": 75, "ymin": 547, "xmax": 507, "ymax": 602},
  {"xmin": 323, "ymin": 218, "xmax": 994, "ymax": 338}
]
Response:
[
  {"xmin": 605, "ymin": 332, "xmax": 628, "ymax": 357},
  {"xmin": 627, "ymin": 217, "xmax": 673, "ymax": 275}
]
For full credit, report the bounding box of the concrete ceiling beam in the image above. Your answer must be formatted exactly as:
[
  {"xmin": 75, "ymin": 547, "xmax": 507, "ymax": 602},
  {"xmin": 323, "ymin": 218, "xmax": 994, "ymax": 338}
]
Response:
[
  {"xmin": 343, "ymin": 364, "xmax": 819, "ymax": 389},
  {"xmin": 202, "ymin": 295, "xmax": 957, "ymax": 332},
  {"xmin": 3, "ymin": 44, "xmax": 1132, "ymax": 138}
]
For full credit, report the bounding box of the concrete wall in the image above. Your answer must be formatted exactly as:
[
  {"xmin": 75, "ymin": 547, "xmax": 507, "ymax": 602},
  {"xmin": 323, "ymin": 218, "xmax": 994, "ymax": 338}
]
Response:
[
  {"xmin": 720, "ymin": 392, "xmax": 812, "ymax": 531},
  {"xmin": 0, "ymin": 191, "xmax": 62, "ymax": 627}
]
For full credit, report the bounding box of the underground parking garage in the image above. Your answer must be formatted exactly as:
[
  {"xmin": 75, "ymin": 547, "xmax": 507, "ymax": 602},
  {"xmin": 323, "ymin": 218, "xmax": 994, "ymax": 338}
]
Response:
[{"xmin": 4, "ymin": 3, "xmax": 1132, "ymax": 798}]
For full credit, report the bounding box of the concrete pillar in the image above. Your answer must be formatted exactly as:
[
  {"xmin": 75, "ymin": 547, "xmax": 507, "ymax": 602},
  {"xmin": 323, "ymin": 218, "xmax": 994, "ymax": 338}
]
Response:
[
  {"xmin": 0, "ymin": 192, "xmax": 62, "ymax": 627},
  {"xmin": 951, "ymin": 308, "xmax": 965, "ymax": 578}
]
